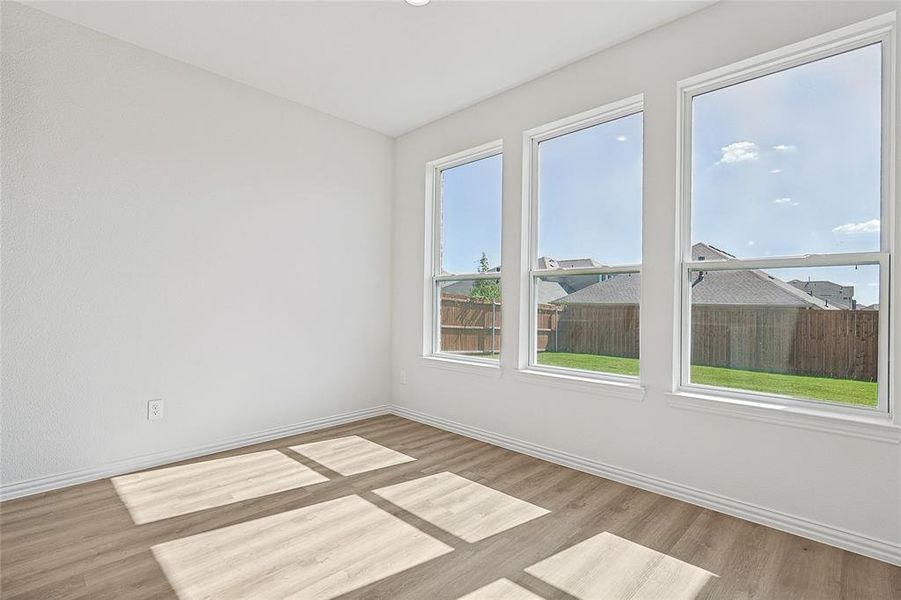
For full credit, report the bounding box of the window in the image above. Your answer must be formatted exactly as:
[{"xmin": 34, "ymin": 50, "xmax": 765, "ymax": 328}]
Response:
[
  {"xmin": 525, "ymin": 97, "xmax": 643, "ymax": 381},
  {"xmin": 426, "ymin": 142, "xmax": 503, "ymax": 363},
  {"xmin": 680, "ymin": 32, "xmax": 891, "ymax": 412}
]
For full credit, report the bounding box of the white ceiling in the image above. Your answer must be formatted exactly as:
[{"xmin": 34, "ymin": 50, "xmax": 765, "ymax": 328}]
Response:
[{"xmin": 28, "ymin": 1, "xmax": 711, "ymax": 136}]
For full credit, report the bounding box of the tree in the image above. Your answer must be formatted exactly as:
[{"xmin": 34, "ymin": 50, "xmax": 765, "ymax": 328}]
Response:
[{"xmin": 469, "ymin": 252, "xmax": 500, "ymax": 302}]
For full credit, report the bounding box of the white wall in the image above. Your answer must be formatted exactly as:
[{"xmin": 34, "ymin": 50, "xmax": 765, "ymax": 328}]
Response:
[
  {"xmin": 392, "ymin": 0, "xmax": 901, "ymax": 560},
  {"xmin": 1, "ymin": 3, "xmax": 393, "ymax": 486}
]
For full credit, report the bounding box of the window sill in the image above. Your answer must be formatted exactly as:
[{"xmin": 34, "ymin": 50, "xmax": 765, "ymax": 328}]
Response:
[
  {"xmin": 667, "ymin": 390, "xmax": 900, "ymax": 444},
  {"xmin": 514, "ymin": 368, "xmax": 645, "ymax": 402},
  {"xmin": 420, "ymin": 355, "xmax": 502, "ymax": 378}
]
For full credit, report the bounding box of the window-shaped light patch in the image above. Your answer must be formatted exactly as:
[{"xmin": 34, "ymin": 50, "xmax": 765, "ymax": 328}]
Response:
[
  {"xmin": 373, "ymin": 472, "xmax": 549, "ymax": 543},
  {"xmin": 152, "ymin": 495, "xmax": 452, "ymax": 600},
  {"xmin": 113, "ymin": 450, "xmax": 328, "ymax": 524},
  {"xmin": 525, "ymin": 532, "xmax": 716, "ymax": 600},
  {"xmin": 289, "ymin": 435, "xmax": 415, "ymax": 476}
]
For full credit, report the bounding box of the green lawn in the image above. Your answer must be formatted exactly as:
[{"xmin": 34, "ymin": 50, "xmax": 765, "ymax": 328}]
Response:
[
  {"xmin": 536, "ymin": 352, "xmax": 877, "ymax": 407},
  {"xmin": 537, "ymin": 352, "xmax": 640, "ymax": 377}
]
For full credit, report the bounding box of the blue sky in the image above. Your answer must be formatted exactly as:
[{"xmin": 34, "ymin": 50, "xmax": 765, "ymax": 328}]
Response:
[
  {"xmin": 692, "ymin": 43, "xmax": 882, "ymax": 305},
  {"xmin": 441, "ymin": 153, "xmax": 503, "ymax": 274},
  {"xmin": 441, "ymin": 43, "xmax": 882, "ymax": 305}
]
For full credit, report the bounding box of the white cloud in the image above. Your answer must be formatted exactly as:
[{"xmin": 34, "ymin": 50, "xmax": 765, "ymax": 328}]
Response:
[
  {"xmin": 792, "ymin": 202, "xmax": 800, "ymax": 206},
  {"xmin": 772, "ymin": 197, "xmax": 792, "ymax": 204},
  {"xmin": 832, "ymin": 219, "xmax": 880, "ymax": 234},
  {"xmin": 770, "ymin": 168, "xmax": 782, "ymax": 174},
  {"xmin": 773, "ymin": 144, "xmax": 797, "ymax": 152},
  {"xmin": 748, "ymin": 240, "xmax": 755, "ymax": 246},
  {"xmin": 717, "ymin": 141, "xmax": 759, "ymax": 164},
  {"xmin": 616, "ymin": 135, "xmax": 628, "ymax": 142}
]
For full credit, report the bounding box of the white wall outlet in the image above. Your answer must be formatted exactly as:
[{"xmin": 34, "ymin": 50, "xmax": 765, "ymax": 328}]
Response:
[
  {"xmin": 400, "ymin": 369, "xmax": 407, "ymax": 385},
  {"xmin": 147, "ymin": 399, "xmax": 164, "ymax": 421}
]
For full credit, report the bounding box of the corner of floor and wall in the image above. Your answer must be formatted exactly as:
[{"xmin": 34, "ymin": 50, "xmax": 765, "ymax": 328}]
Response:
[{"xmin": 2, "ymin": 0, "xmax": 900, "ymax": 572}]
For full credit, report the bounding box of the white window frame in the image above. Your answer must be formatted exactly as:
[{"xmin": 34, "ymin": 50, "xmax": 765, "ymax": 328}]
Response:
[
  {"xmin": 423, "ymin": 140, "xmax": 504, "ymax": 367},
  {"xmin": 676, "ymin": 15, "xmax": 896, "ymax": 416},
  {"xmin": 521, "ymin": 95, "xmax": 644, "ymax": 385}
]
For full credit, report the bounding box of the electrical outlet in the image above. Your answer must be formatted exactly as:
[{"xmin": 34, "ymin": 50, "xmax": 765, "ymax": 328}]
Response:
[
  {"xmin": 400, "ymin": 370, "xmax": 407, "ymax": 385},
  {"xmin": 147, "ymin": 399, "xmax": 164, "ymax": 421}
]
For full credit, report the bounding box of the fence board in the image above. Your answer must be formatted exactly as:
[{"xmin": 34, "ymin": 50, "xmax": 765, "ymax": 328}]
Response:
[{"xmin": 439, "ymin": 297, "xmax": 879, "ymax": 381}]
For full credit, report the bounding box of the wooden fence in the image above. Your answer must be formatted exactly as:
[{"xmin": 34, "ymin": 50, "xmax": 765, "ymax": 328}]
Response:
[
  {"xmin": 438, "ymin": 295, "xmax": 502, "ymax": 355},
  {"xmin": 439, "ymin": 295, "xmax": 879, "ymax": 381}
]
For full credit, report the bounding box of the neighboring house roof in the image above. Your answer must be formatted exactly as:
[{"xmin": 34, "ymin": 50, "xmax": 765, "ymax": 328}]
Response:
[
  {"xmin": 788, "ymin": 279, "xmax": 855, "ymax": 310},
  {"xmin": 443, "ymin": 278, "xmax": 566, "ymax": 304},
  {"xmin": 441, "ymin": 279, "xmax": 484, "ymax": 296},
  {"xmin": 537, "ymin": 257, "xmax": 604, "ymax": 270},
  {"xmin": 555, "ymin": 272, "xmax": 640, "ymax": 304},
  {"xmin": 536, "ymin": 280, "xmax": 568, "ymax": 304},
  {"xmin": 554, "ymin": 243, "xmax": 836, "ymax": 309}
]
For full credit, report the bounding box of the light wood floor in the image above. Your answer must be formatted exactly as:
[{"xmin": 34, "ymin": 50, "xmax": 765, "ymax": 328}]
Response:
[{"xmin": 2, "ymin": 415, "xmax": 899, "ymax": 599}]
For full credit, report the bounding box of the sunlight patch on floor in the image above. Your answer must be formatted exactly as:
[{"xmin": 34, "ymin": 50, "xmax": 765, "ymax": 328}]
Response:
[
  {"xmin": 525, "ymin": 531, "xmax": 716, "ymax": 600},
  {"xmin": 152, "ymin": 494, "xmax": 453, "ymax": 600},
  {"xmin": 457, "ymin": 578, "xmax": 545, "ymax": 599},
  {"xmin": 289, "ymin": 435, "xmax": 416, "ymax": 476},
  {"xmin": 112, "ymin": 449, "xmax": 328, "ymax": 524},
  {"xmin": 373, "ymin": 471, "xmax": 550, "ymax": 543}
]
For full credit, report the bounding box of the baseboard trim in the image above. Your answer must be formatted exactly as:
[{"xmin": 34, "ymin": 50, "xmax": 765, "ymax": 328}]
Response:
[
  {"xmin": 4, "ymin": 403, "xmax": 898, "ymax": 566},
  {"xmin": 0, "ymin": 404, "xmax": 392, "ymax": 502},
  {"xmin": 389, "ymin": 405, "xmax": 901, "ymax": 567}
]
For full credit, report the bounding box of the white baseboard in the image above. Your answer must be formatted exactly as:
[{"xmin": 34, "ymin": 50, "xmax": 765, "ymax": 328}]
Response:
[
  {"xmin": 389, "ymin": 405, "xmax": 901, "ymax": 567},
  {"xmin": 4, "ymin": 402, "xmax": 898, "ymax": 567},
  {"xmin": 0, "ymin": 404, "xmax": 391, "ymax": 502}
]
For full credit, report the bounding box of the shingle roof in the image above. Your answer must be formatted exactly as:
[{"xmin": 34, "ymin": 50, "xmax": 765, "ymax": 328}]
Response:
[
  {"xmin": 554, "ymin": 273, "xmax": 640, "ymax": 304},
  {"xmin": 553, "ymin": 243, "xmax": 835, "ymax": 309},
  {"xmin": 557, "ymin": 258, "xmax": 604, "ymax": 269},
  {"xmin": 787, "ymin": 279, "xmax": 854, "ymax": 310},
  {"xmin": 443, "ymin": 278, "xmax": 567, "ymax": 304},
  {"xmin": 537, "ymin": 257, "xmax": 604, "ymax": 270},
  {"xmin": 536, "ymin": 280, "xmax": 568, "ymax": 304}
]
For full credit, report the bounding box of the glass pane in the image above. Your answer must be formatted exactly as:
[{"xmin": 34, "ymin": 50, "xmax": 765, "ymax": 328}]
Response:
[
  {"xmin": 440, "ymin": 154, "xmax": 502, "ymax": 275},
  {"xmin": 534, "ymin": 273, "xmax": 639, "ymax": 377},
  {"xmin": 538, "ymin": 112, "xmax": 642, "ymax": 266},
  {"xmin": 692, "ymin": 43, "xmax": 882, "ymax": 257},
  {"xmin": 688, "ymin": 264, "xmax": 879, "ymax": 408},
  {"xmin": 438, "ymin": 279, "xmax": 501, "ymax": 359}
]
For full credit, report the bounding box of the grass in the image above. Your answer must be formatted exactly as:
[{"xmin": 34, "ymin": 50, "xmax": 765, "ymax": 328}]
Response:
[
  {"xmin": 536, "ymin": 352, "xmax": 877, "ymax": 407},
  {"xmin": 537, "ymin": 352, "xmax": 640, "ymax": 377}
]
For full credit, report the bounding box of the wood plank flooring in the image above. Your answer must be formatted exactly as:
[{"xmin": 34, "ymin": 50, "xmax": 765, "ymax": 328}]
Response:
[
  {"xmin": 112, "ymin": 449, "xmax": 328, "ymax": 524},
  {"xmin": 1, "ymin": 415, "xmax": 899, "ymax": 599}
]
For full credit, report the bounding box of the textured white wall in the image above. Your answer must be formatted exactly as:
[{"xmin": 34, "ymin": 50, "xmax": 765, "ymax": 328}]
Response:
[
  {"xmin": 392, "ymin": 0, "xmax": 901, "ymax": 550},
  {"xmin": 1, "ymin": 4, "xmax": 393, "ymax": 485}
]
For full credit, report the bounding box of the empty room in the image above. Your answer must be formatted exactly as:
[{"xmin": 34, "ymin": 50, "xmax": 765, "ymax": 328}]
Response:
[{"xmin": 2, "ymin": 0, "xmax": 901, "ymax": 598}]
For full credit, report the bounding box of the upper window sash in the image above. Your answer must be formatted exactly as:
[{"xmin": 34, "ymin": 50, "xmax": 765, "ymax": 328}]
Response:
[
  {"xmin": 428, "ymin": 141, "xmax": 503, "ymax": 279},
  {"xmin": 682, "ymin": 252, "xmax": 883, "ymax": 270},
  {"xmin": 677, "ymin": 14, "xmax": 895, "ymax": 264},
  {"xmin": 524, "ymin": 95, "xmax": 644, "ymax": 273},
  {"xmin": 531, "ymin": 264, "xmax": 643, "ymax": 277}
]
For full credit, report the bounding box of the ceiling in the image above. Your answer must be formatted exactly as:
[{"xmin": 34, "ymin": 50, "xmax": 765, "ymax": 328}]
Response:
[{"xmin": 28, "ymin": 1, "xmax": 711, "ymax": 137}]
